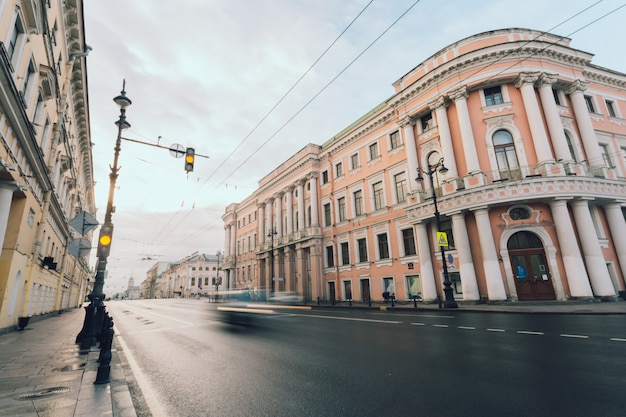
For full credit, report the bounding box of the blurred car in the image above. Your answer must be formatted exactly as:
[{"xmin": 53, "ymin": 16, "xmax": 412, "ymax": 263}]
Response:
[{"xmin": 269, "ymin": 291, "xmax": 304, "ymax": 304}]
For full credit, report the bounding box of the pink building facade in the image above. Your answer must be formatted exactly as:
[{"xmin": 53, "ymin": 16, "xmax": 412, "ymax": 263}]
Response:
[{"xmin": 222, "ymin": 28, "xmax": 626, "ymax": 305}]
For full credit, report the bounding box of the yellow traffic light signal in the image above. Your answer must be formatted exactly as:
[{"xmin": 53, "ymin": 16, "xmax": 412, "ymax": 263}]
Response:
[
  {"xmin": 97, "ymin": 224, "xmax": 114, "ymax": 258},
  {"xmin": 185, "ymin": 147, "xmax": 195, "ymax": 173}
]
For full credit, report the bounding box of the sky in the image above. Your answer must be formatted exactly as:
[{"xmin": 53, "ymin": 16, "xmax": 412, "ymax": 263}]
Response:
[{"xmin": 82, "ymin": 0, "xmax": 626, "ymax": 295}]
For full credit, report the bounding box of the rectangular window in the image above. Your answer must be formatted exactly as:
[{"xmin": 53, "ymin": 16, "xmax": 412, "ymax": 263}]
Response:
[
  {"xmin": 353, "ymin": 190, "xmax": 363, "ymax": 216},
  {"xmin": 484, "ymin": 86, "xmax": 503, "ymax": 106},
  {"xmin": 440, "ymin": 219, "xmax": 455, "ymax": 250},
  {"xmin": 322, "ymin": 170, "xmax": 329, "ymax": 184},
  {"xmin": 552, "ymin": 88, "xmax": 562, "ymax": 106},
  {"xmin": 369, "ymin": 142, "xmax": 379, "ymax": 160},
  {"xmin": 341, "ymin": 242, "xmax": 350, "ymax": 265},
  {"xmin": 606, "ymin": 100, "xmax": 617, "ymax": 118},
  {"xmin": 326, "ymin": 245, "xmax": 334, "ymax": 268},
  {"xmin": 377, "ymin": 233, "xmax": 390, "ymax": 259},
  {"xmin": 357, "ymin": 238, "xmax": 368, "ymax": 263},
  {"xmin": 389, "ymin": 130, "xmax": 401, "ymax": 149},
  {"xmin": 335, "ymin": 161, "xmax": 343, "ymax": 177},
  {"xmin": 351, "ymin": 153, "xmax": 360, "ymax": 170},
  {"xmin": 601, "ymin": 144, "xmax": 613, "ymax": 167},
  {"xmin": 324, "ymin": 203, "xmax": 331, "ymax": 226},
  {"xmin": 394, "ymin": 172, "xmax": 407, "ymax": 203},
  {"xmin": 406, "ymin": 275, "xmax": 421, "ymax": 299},
  {"xmin": 402, "ymin": 228, "xmax": 417, "ymax": 256},
  {"xmin": 373, "ymin": 181, "xmax": 384, "ymax": 210},
  {"xmin": 584, "ymin": 95, "xmax": 596, "ymax": 113},
  {"xmin": 338, "ymin": 197, "xmax": 346, "ymax": 222},
  {"xmin": 420, "ymin": 112, "xmax": 433, "ymax": 131},
  {"xmin": 8, "ymin": 19, "xmax": 24, "ymax": 60}
]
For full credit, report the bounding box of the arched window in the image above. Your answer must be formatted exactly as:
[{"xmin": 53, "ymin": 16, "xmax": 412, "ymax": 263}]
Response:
[
  {"xmin": 427, "ymin": 151, "xmax": 444, "ymax": 197},
  {"xmin": 493, "ymin": 130, "xmax": 520, "ymax": 178}
]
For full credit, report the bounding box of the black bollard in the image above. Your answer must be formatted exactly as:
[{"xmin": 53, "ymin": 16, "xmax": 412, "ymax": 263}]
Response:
[
  {"xmin": 94, "ymin": 317, "xmax": 114, "ymax": 385},
  {"xmin": 413, "ymin": 296, "xmax": 417, "ymax": 308}
]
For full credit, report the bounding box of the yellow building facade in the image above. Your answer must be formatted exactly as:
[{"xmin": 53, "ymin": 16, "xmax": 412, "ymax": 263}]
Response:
[
  {"xmin": 0, "ymin": 0, "xmax": 94, "ymax": 331},
  {"xmin": 223, "ymin": 28, "xmax": 626, "ymax": 305}
]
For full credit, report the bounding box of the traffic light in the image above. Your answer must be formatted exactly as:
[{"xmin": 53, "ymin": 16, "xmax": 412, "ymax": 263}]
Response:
[
  {"xmin": 184, "ymin": 147, "xmax": 195, "ymax": 173},
  {"xmin": 97, "ymin": 224, "xmax": 114, "ymax": 258}
]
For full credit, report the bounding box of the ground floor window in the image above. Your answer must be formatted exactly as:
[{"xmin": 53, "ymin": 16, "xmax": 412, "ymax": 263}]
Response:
[
  {"xmin": 343, "ymin": 280, "xmax": 352, "ymax": 300},
  {"xmin": 449, "ymin": 271, "xmax": 462, "ymax": 295},
  {"xmin": 405, "ymin": 275, "xmax": 421, "ymax": 299}
]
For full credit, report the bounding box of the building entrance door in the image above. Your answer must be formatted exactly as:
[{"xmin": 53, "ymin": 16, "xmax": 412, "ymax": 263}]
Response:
[
  {"xmin": 360, "ymin": 279, "xmax": 370, "ymax": 303},
  {"xmin": 508, "ymin": 231, "xmax": 556, "ymax": 301}
]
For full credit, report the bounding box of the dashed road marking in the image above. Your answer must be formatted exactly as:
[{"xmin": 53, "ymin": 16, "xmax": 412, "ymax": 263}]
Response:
[
  {"xmin": 486, "ymin": 328, "xmax": 506, "ymax": 332},
  {"xmin": 560, "ymin": 334, "xmax": 589, "ymax": 339},
  {"xmin": 610, "ymin": 338, "xmax": 626, "ymax": 342},
  {"xmin": 410, "ymin": 322, "xmax": 426, "ymax": 326},
  {"xmin": 458, "ymin": 326, "xmax": 476, "ymax": 330},
  {"xmin": 517, "ymin": 330, "xmax": 544, "ymax": 335},
  {"xmin": 433, "ymin": 324, "xmax": 449, "ymax": 328}
]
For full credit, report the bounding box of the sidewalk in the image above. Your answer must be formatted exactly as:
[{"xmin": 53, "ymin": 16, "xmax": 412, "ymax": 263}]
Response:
[{"xmin": 0, "ymin": 307, "xmax": 136, "ymax": 417}]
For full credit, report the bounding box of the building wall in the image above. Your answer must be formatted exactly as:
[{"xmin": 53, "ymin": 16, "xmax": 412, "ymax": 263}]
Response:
[
  {"xmin": 224, "ymin": 28, "xmax": 626, "ymax": 305},
  {"xmin": 0, "ymin": 1, "xmax": 94, "ymax": 331}
]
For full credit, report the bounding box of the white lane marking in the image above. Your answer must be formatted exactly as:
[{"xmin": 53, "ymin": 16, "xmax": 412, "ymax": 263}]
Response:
[
  {"xmin": 560, "ymin": 334, "xmax": 589, "ymax": 339},
  {"xmin": 300, "ymin": 314, "xmax": 402, "ymax": 324},
  {"xmin": 410, "ymin": 322, "xmax": 426, "ymax": 326},
  {"xmin": 116, "ymin": 335, "xmax": 167, "ymax": 417},
  {"xmin": 517, "ymin": 330, "xmax": 544, "ymax": 335},
  {"xmin": 487, "ymin": 328, "xmax": 506, "ymax": 332},
  {"xmin": 433, "ymin": 324, "xmax": 449, "ymax": 328},
  {"xmin": 610, "ymin": 338, "xmax": 626, "ymax": 342},
  {"xmin": 458, "ymin": 326, "xmax": 476, "ymax": 330}
]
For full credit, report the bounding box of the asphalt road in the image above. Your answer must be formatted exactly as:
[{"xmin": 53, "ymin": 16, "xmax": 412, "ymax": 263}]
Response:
[{"xmin": 106, "ymin": 299, "xmax": 626, "ymax": 417}]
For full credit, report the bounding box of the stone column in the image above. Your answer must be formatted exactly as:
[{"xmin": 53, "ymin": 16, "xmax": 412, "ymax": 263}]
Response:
[
  {"xmin": 537, "ymin": 73, "xmax": 572, "ymax": 162},
  {"xmin": 399, "ymin": 117, "xmax": 420, "ymax": 192},
  {"xmin": 266, "ymin": 198, "xmax": 273, "ymax": 233},
  {"xmin": 275, "ymin": 193, "xmax": 283, "ymax": 237},
  {"xmin": 229, "ymin": 224, "xmax": 236, "ymax": 256},
  {"xmin": 515, "ymin": 72, "xmax": 554, "ymax": 163},
  {"xmin": 473, "ymin": 208, "xmax": 507, "ymax": 300},
  {"xmin": 449, "ymin": 86, "xmax": 480, "ymax": 173},
  {"xmin": 415, "ymin": 223, "xmax": 438, "ymax": 301},
  {"xmin": 297, "ymin": 181, "xmax": 305, "ymax": 231},
  {"xmin": 258, "ymin": 203, "xmax": 265, "ymax": 244},
  {"xmin": 450, "ymin": 212, "xmax": 480, "ymax": 300},
  {"xmin": 571, "ymin": 199, "xmax": 616, "ymax": 296},
  {"xmin": 310, "ymin": 175, "xmax": 319, "ymax": 227},
  {"xmin": 429, "ymin": 97, "xmax": 458, "ymax": 178},
  {"xmin": 0, "ymin": 183, "xmax": 18, "ymax": 254},
  {"xmin": 286, "ymin": 186, "xmax": 294, "ymax": 235},
  {"xmin": 567, "ymin": 80, "xmax": 604, "ymax": 170},
  {"xmin": 604, "ymin": 203, "xmax": 626, "ymax": 284},
  {"xmin": 549, "ymin": 199, "xmax": 593, "ymax": 297}
]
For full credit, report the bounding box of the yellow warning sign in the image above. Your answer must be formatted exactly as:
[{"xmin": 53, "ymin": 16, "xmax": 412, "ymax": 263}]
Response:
[{"xmin": 437, "ymin": 232, "xmax": 448, "ymax": 247}]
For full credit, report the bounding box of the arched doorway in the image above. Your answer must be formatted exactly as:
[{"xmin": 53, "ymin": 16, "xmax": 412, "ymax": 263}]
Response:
[{"xmin": 508, "ymin": 231, "xmax": 556, "ymax": 301}]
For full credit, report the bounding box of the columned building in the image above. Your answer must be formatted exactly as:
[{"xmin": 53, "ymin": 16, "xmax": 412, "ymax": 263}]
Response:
[
  {"xmin": 223, "ymin": 28, "xmax": 626, "ymax": 305},
  {"xmin": 0, "ymin": 1, "xmax": 94, "ymax": 331}
]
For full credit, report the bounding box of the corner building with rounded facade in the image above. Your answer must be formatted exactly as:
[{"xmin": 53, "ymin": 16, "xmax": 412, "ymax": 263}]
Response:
[{"xmin": 222, "ymin": 28, "xmax": 626, "ymax": 305}]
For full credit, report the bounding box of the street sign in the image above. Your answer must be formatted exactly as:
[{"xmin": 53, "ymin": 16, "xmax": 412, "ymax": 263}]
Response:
[
  {"xmin": 437, "ymin": 232, "xmax": 448, "ymax": 247},
  {"xmin": 68, "ymin": 238, "xmax": 92, "ymax": 258},
  {"xmin": 169, "ymin": 143, "xmax": 185, "ymax": 158},
  {"xmin": 69, "ymin": 211, "xmax": 98, "ymax": 235}
]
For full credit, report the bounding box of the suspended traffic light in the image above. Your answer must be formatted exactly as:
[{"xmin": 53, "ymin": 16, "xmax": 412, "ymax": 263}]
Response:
[
  {"xmin": 97, "ymin": 224, "xmax": 114, "ymax": 258},
  {"xmin": 185, "ymin": 147, "xmax": 195, "ymax": 173}
]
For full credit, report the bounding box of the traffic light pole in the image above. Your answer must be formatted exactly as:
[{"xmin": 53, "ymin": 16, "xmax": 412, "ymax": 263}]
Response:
[{"xmin": 76, "ymin": 82, "xmax": 131, "ymax": 349}]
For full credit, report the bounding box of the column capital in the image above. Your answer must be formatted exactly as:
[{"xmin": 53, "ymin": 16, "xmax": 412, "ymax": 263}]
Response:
[
  {"xmin": 566, "ymin": 79, "xmax": 588, "ymax": 95},
  {"xmin": 308, "ymin": 172, "xmax": 319, "ymax": 180},
  {"xmin": 448, "ymin": 86, "xmax": 468, "ymax": 102},
  {"xmin": 397, "ymin": 116, "xmax": 415, "ymax": 128},
  {"xmin": 537, "ymin": 73, "xmax": 558, "ymax": 88},
  {"xmin": 428, "ymin": 96, "xmax": 449, "ymax": 111},
  {"xmin": 514, "ymin": 72, "xmax": 541, "ymax": 89},
  {"xmin": 257, "ymin": 202, "xmax": 266, "ymax": 209}
]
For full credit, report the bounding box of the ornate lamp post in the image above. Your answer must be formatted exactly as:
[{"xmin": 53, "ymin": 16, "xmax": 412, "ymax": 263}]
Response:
[
  {"xmin": 215, "ymin": 250, "xmax": 222, "ymax": 292},
  {"xmin": 76, "ymin": 81, "xmax": 131, "ymax": 348},
  {"xmin": 267, "ymin": 228, "xmax": 277, "ymax": 298},
  {"xmin": 416, "ymin": 159, "xmax": 458, "ymax": 308}
]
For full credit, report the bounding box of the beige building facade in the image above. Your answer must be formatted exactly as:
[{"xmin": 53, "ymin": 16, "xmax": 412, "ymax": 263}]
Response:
[
  {"xmin": 0, "ymin": 0, "xmax": 94, "ymax": 331},
  {"xmin": 223, "ymin": 28, "xmax": 626, "ymax": 305}
]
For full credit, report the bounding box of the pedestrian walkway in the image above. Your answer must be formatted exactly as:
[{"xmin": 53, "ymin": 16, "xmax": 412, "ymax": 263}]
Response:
[{"xmin": 0, "ymin": 307, "xmax": 136, "ymax": 417}]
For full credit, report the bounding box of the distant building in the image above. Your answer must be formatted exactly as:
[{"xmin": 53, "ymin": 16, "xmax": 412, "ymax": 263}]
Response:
[
  {"xmin": 157, "ymin": 252, "xmax": 224, "ymax": 298},
  {"xmin": 144, "ymin": 261, "xmax": 172, "ymax": 298},
  {"xmin": 125, "ymin": 277, "xmax": 141, "ymax": 300},
  {"xmin": 0, "ymin": 1, "xmax": 94, "ymax": 332},
  {"xmin": 223, "ymin": 28, "xmax": 626, "ymax": 305}
]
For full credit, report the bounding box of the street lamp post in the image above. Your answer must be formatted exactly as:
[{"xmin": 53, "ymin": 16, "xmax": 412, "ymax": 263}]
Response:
[
  {"xmin": 76, "ymin": 81, "xmax": 132, "ymax": 348},
  {"xmin": 267, "ymin": 228, "xmax": 277, "ymax": 298},
  {"xmin": 416, "ymin": 159, "xmax": 458, "ymax": 309},
  {"xmin": 215, "ymin": 250, "xmax": 222, "ymax": 293}
]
